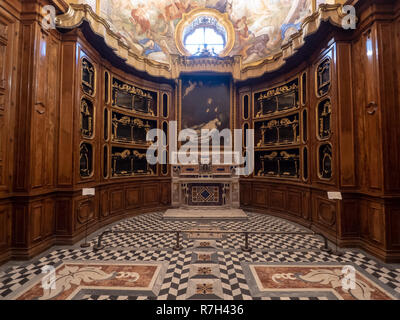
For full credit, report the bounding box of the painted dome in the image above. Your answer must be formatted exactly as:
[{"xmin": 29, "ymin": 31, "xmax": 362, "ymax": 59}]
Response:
[{"xmin": 68, "ymin": 0, "xmax": 334, "ymax": 65}]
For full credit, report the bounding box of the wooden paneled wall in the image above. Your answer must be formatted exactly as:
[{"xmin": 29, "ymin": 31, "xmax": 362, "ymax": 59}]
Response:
[
  {"xmin": 0, "ymin": 0, "xmax": 399, "ymax": 265},
  {"xmin": 0, "ymin": 0, "xmax": 20, "ymax": 263},
  {"xmin": 0, "ymin": 0, "xmax": 173, "ymax": 264},
  {"xmin": 53, "ymin": 179, "xmax": 171, "ymax": 246},
  {"xmin": 239, "ymin": 0, "xmax": 400, "ymax": 263}
]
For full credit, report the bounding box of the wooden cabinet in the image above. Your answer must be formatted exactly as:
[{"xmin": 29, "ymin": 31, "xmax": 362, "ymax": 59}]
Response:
[
  {"xmin": 0, "ymin": 6, "xmax": 18, "ymax": 198},
  {"xmin": 0, "ymin": 0, "xmax": 399, "ymax": 265},
  {"xmin": 238, "ymin": 0, "xmax": 400, "ymax": 262},
  {"xmin": 0, "ymin": 205, "xmax": 11, "ymax": 263},
  {"xmin": 0, "ymin": 5, "xmax": 18, "ymax": 263},
  {"xmin": 253, "ymin": 76, "xmax": 305, "ymax": 181}
]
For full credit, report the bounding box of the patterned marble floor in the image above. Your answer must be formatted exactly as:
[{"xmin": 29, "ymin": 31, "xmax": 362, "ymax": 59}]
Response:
[{"xmin": 0, "ymin": 211, "xmax": 399, "ymax": 300}]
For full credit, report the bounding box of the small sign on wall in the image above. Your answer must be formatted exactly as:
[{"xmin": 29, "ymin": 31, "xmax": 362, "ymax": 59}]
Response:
[
  {"xmin": 82, "ymin": 188, "xmax": 95, "ymax": 196},
  {"xmin": 327, "ymin": 191, "xmax": 342, "ymax": 200}
]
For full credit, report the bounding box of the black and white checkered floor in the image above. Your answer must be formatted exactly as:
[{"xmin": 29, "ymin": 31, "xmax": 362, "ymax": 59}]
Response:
[{"xmin": 0, "ymin": 211, "xmax": 399, "ymax": 300}]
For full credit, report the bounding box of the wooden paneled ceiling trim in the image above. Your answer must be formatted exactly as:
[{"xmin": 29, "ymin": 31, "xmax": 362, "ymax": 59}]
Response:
[{"xmin": 56, "ymin": 3, "xmax": 350, "ymax": 81}]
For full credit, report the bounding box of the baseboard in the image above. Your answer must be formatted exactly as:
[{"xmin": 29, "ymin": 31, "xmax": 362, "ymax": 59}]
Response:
[
  {"xmin": 243, "ymin": 205, "xmax": 400, "ymax": 263},
  {"xmin": 0, "ymin": 249, "xmax": 11, "ymax": 266},
  {"xmin": 1, "ymin": 206, "xmax": 171, "ymax": 265},
  {"xmin": 56, "ymin": 206, "xmax": 171, "ymax": 245},
  {"xmin": 241, "ymin": 206, "xmax": 313, "ymax": 229},
  {"xmin": 10, "ymin": 237, "xmax": 55, "ymax": 261},
  {"xmin": 3, "ymin": 206, "xmax": 400, "ymax": 265},
  {"xmin": 338, "ymin": 239, "xmax": 400, "ymax": 264}
]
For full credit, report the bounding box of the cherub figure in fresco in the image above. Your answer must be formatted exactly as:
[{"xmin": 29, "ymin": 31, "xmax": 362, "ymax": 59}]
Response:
[
  {"xmin": 207, "ymin": 0, "xmax": 231, "ymax": 13},
  {"xmin": 226, "ymin": 1, "xmax": 233, "ymax": 16},
  {"xmin": 234, "ymin": 16, "xmax": 252, "ymax": 45},
  {"xmin": 280, "ymin": 0, "xmax": 310, "ymax": 44},
  {"xmin": 115, "ymin": 26, "xmax": 137, "ymax": 48},
  {"xmin": 139, "ymin": 32, "xmax": 163, "ymax": 56},
  {"xmin": 156, "ymin": 0, "xmax": 198, "ymax": 33},
  {"xmin": 135, "ymin": 29, "xmax": 171, "ymax": 63},
  {"xmin": 130, "ymin": 4, "xmax": 152, "ymax": 36},
  {"xmin": 233, "ymin": 0, "xmax": 311, "ymax": 63},
  {"xmin": 234, "ymin": 16, "xmax": 255, "ymax": 59},
  {"xmin": 243, "ymin": 33, "xmax": 271, "ymax": 62}
]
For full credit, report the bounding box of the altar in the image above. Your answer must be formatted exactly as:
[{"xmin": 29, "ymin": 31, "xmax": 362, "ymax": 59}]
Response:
[{"xmin": 170, "ymin": 152, "xmax": 241, "ymax": 209}]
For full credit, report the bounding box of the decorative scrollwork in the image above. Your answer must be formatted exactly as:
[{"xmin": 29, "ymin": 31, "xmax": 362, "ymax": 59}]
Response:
[
  {"xmin": 366, "ymin": 101, "xmax": 378, "ymax": 115},
  {"xmin": 80, "ymin": 98, "xmax": 94, "ymax": 138},
  {"xmin": 112, "ymin": 77, "xmax": 157, "ymax": 116},
  {"xmin": 111, "ymin": 111, "xmax": 155, "ymax": 145},
  {"xmin": 81, "ymin": 58, "xmax": 95, "ymax": 96},
  {"xmin": 317, "ymin": 99, "xmax": 332, "ymax": 140},
  {"xmin": 256, "ymin": 114, "xmax": 300, "ymax": 147},
  {"xmin": 111, "ymin": 147, "xmax": 155, "ymax": 177},
  {"xmin": 318, "ymin": 144, "xmax": 333, "ymax": 180},
  {"xmin": 80, "ymin": 143, "xmax": 93, "ymax": 178},
  {"xmin": 256, "ymin": 148, "xmax": 300, "ymax": 179},
  {"xmin": 255, "ymin": 79, "xmax": 299, "ymax": 118},
  {"xmin": 317, "ymin": 58, "xmax": 331, "ymax": 97}
]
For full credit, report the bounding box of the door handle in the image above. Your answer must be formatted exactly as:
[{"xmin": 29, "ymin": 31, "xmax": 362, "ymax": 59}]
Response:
[{"xmin": 366, "ymin": 102, "xmax": 378, "ymax": 115}]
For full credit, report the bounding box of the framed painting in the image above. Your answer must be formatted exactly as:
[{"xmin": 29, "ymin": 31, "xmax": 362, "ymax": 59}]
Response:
[{"xmin": 180, "ymin": 76, "xmax": 232, "ymax": 138}]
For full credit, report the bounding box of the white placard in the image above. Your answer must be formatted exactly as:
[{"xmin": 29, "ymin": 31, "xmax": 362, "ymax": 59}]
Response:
[
  {"xmin": 327, "ymin": 191, "xmax": 342, "ymax": 200},
  {"xmin": 82, "ymin": 188, "xmax": 95, "ymax": 196}
]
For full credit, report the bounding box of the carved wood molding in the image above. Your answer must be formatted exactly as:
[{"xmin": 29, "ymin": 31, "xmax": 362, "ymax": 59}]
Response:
[{"xmin": 56, "ymin": 3, "xmax": 348, "ymax": 81}]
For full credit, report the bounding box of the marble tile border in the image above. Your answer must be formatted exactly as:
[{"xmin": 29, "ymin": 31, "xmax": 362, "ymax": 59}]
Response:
[
  {"xmin": 241, "ymin": 261, "xmax": 400, "ymax": 300},
  {"xmin": 189, "ymin": 263, "xmax": 220, "ymax": 279},
  {"xmin": 192, "ymin": 251, "xmax": 219, "ymax": 264},
  {"xmin": 185, "ymin": 278, "xmax": 224, "ymax": 300},
  {"xmin": 5, "ymin": 260, "xmax": 168, "ymax": 300}
]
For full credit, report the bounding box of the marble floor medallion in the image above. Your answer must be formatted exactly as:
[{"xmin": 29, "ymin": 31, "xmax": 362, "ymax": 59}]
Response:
[
  {"xmin": 9, "ymin": 261, "xmax": 166, "ymax": 300},
  {"xmin": 185, "ymin": 278, "xmax": 224, "ymax": 300},
  {"xmin": 192, "ymin": 251, "xmax": 219, "ymax": 264},
  {"xmin": 189, "ymin": 264, "xmax": 220, "ymax": 279},
  {"xmin": 243, "ymin": 263, "xmax": 397, "ymax": 300},
  {"xmin": 184, "ymin": 226, "xmax": 225, "ymax": 239},
  {"xmin": 193, "ymin": 240, "xmax": 217, "ymax": 248},
  {"xmin": 1, "ymin": 212, "xmax": 399, "ymax": 300}
]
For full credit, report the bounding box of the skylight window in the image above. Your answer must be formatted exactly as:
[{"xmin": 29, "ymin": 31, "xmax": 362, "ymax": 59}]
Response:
[{"xmin": 182, "ymin": 16, "xmax": 227, "ymax": 56}]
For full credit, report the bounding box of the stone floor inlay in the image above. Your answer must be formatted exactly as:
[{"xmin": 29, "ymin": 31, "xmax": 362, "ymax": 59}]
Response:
[
  {"xmin": 0, "ymin": 211, "xmax": 399, "ymax": 300},
  {"xmin": 243, "ymin": 263, "xmax": 396, "ymax": 300}
]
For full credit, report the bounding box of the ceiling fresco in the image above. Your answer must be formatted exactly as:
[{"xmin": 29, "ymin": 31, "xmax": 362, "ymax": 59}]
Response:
[{"xmin": 77, "ymin": 0, "xmax": 332, "ymax": 65}]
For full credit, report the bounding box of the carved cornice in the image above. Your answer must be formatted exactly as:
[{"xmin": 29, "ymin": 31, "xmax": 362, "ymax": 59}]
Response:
[
  {"xmin": 170, "ymin": 54, "xmax": 241, "ymax": 79},
  {"xmin": 174, "ymin": 8, "xmax": 235, "ymax": 57},
  {"xmin": 240, "ymin": 4, "xmax": 348, "ymax": 79},
  {"xmin": 56, "ymin": 3, "xmax": 349, "ymax": 81},
  {"xmin": 50, "ymin": 0, "xmax": 70, "ymax": 13},
  {"xmin": 56, "ymin": 4, "xmax": 172, "ymax": 79}
]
